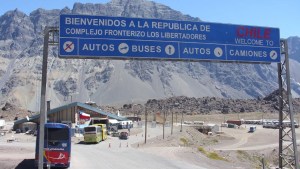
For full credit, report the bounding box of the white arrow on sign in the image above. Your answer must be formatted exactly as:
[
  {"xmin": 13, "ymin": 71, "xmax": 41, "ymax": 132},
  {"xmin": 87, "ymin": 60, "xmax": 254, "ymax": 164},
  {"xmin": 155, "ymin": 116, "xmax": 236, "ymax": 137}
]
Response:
[
  {"xmin": 118, "ymin": 43, "xmax": 129, "ymax": 54},
  {"xmin": 165, "ymin": 45, "xmax": 175, "ymax": 56}
]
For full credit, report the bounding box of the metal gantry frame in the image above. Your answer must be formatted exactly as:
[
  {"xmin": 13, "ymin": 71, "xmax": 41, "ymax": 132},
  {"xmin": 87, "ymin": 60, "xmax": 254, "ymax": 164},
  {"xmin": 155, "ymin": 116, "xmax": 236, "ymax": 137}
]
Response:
[
  {"xmin": 278, "ymin": 39, "xmax": 299, "ymax": 169},
  {"xmin": 38, "ymin": 27, "xmax": 298, "ymax": 169}
]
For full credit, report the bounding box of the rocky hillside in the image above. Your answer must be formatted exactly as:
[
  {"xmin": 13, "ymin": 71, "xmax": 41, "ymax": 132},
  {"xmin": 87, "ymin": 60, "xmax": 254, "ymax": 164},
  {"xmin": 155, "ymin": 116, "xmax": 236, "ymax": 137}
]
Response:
[
  {"xmin": 117, "ymin": 90, "xmax": 300, "ymax": 117},
  {"xmin": 0, "ymin": 0, "xmax": 300, "ymax": 112},
  {"xmin": 2, "ymin": 89, "xmax": 300, "ymax": 122}
]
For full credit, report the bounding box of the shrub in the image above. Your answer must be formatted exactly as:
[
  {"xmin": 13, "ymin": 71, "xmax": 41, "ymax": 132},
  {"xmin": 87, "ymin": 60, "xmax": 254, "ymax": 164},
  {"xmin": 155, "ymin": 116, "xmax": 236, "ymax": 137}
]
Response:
[
  {"xmin": 198, "ymin": 147, "xmax": 228, "ymax": 161},
  {"xmin": 198, "ymin": 146, "xmax": 207, "ymax": 155},
  {"xmin": 180, "ymin": 137, "xmax": 188, "ymax": 146},
  {"xmin": 207, "ymin": 152, "xmax": 226, "ymax": 161}
]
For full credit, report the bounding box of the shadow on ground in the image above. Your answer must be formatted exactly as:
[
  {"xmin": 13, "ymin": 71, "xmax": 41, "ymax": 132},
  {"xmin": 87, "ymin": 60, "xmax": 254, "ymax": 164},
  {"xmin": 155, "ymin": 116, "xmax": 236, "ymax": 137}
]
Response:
[
  {"xmin": 15, "ymin": 159, "xmax": 35, "ymax": 169},
  {"xmin": 76, "ymin": 141, "xmax": 86, "ymax": 144}
]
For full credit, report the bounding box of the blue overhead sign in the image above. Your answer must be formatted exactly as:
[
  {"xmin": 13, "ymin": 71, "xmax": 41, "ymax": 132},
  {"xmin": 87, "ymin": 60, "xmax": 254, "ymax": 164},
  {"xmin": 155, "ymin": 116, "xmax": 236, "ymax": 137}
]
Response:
[{"xmin": 59, "ymin": 14, "xmax": 281, "ymax": 63}]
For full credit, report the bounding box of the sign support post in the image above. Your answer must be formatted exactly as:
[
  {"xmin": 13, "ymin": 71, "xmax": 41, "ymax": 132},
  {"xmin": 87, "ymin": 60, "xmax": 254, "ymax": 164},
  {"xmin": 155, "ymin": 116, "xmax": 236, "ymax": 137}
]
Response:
[
  {"xmin": 278, "ymin": 39, "xmax": 299, "ymax": 169},
  {"xmin": 38, "ymin": 26, "xmax": 58, "ymax": 169}
]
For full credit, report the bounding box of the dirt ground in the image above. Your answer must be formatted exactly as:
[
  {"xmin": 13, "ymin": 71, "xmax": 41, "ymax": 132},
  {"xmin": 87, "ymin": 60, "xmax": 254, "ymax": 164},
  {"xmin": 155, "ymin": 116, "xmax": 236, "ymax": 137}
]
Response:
[
  {"xmin": 133, "ymin": 126, "xmax": 275, "ymax": 169},
  {"xmin": 0, "ymin": 112, "xmax": 299, "ymax": 169},
  {"xmin": 133, "ymin": 112, "xmax": 300, "ymax": 169}
]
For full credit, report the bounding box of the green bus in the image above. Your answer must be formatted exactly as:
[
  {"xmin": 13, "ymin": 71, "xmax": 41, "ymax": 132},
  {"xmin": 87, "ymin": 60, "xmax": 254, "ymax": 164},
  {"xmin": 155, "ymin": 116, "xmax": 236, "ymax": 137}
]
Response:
[{"xmin": 83, "ymin": 126, "xmax": 103, "ymax": 143}]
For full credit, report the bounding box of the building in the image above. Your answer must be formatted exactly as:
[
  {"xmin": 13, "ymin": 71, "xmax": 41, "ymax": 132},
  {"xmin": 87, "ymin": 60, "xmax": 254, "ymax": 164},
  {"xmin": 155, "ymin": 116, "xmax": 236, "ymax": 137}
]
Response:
[
  {"xmin": 0, "ymin": 119, "xmax": 5, "ymax": 129},
  {"xmin": 13, "ymin": 102, "xmax": 127, "ymax": 130},
  {"xmin": 196, "ymin": 124, "xmax": 219, "ymax": 135}
]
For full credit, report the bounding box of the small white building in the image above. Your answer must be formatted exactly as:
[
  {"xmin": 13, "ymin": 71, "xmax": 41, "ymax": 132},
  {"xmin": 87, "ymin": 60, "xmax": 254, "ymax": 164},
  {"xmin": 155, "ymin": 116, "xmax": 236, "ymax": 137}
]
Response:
[
  {"xmin": 118, "ymin": 120, "xmax": 133, "ymax": 129},
  {"xmin": 0, "ymin": 120, "xmax": 5, "ymax": 129},
  {"xmin": 207, "ymin": 124, "xmax": 219, "ymax": 133},
  {"xmin": 221, "ymin": 123, "xmax": 228, "ymax": 127}
]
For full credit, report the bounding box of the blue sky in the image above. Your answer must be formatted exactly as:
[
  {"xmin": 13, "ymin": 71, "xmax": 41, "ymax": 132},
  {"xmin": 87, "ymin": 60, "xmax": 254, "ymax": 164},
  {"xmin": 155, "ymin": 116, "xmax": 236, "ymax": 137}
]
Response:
[{"xmin": 1, "ymin": 0, "xmax": 299, "ymax": 38}]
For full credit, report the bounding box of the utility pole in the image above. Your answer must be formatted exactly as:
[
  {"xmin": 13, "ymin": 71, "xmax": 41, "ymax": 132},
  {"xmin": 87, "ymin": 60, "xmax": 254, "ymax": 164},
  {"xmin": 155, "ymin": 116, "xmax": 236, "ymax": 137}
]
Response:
[
  {"xmin": 163, "ymin": 110, "xmax": 165, "ymax": 139},
  {"xmin": 144, "ymin": 108, "xmax": 148, "ymax": 144},
  {"xmin": 171, "ymin": 110, "xmax": 173, "ymax": 135},
  {"xmin": 180, "ymin": 111, "xmax": 183, "ymax": 132},
  {"xmin": 262, "ymin": 154, "xmax": 265, "ymax": 169}
]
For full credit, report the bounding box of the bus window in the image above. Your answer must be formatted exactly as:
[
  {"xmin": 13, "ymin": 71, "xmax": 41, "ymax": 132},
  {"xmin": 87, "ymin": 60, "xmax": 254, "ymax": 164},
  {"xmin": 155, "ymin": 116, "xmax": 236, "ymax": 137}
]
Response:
[
  {"xmin": 45, "ymin": 128, "xmax": 69, "ymax": 141},
  {"xmin": 84, "ymin": 127, "xmax": 96, "ymax": 133}
]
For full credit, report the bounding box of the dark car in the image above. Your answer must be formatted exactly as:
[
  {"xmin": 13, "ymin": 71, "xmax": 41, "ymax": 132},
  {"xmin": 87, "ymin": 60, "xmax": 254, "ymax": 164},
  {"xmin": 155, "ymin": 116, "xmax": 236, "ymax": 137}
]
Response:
[
  {"xmin": 119, "ymin": 132, "xmax": 128, "ymax": 140},
  {"xmin": 15, "ymin": 129, "xmax": 21, "ymax": 134}
]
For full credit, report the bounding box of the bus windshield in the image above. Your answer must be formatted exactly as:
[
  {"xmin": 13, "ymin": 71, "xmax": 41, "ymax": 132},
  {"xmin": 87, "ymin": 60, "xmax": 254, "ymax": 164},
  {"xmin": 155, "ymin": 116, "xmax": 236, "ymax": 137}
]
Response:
[{"xmin": 45, "ymin": 128, "xmax": 69, "ymax": 140}]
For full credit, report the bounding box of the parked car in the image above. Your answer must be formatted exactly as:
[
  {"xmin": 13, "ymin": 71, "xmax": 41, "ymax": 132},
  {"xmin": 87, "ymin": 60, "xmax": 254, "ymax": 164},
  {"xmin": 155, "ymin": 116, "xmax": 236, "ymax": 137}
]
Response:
[
  {"xmin": 119, "ymin": 132, "xmax": 128, "ymax": 140},
  {"xmin": 248, "ymin": 126, "xmax": 256, "ymax": 133}
]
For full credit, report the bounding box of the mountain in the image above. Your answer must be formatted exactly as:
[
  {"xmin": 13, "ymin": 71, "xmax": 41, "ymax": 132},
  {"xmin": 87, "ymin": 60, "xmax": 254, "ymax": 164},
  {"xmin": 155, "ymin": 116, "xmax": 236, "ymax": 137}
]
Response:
[
  {"xmin": 289, "ymin": 36, "xmax": 300, "ymax": 62},
  {"xmin": 0, "ymin": 0, "xmax": 300, "ymax": 112}
]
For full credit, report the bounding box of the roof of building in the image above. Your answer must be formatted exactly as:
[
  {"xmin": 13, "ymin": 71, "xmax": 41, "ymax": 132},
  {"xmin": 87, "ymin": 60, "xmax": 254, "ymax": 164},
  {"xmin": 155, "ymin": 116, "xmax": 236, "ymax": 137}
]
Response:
[{"xmin": 14, "ymin": 102, "xmax": 127, "ymax": 126}]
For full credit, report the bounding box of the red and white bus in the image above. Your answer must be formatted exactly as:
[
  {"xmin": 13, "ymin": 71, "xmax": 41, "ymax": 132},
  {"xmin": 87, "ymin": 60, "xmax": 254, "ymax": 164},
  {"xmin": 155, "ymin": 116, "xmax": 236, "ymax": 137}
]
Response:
[{"xmin": 35, "ymin": 123, "xmax": 71, "ymax": 168}]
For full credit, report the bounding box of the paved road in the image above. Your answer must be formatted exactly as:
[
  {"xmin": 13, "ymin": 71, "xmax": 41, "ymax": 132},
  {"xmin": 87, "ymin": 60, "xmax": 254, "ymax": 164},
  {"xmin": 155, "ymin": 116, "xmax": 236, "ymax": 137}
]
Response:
[
  {"xmin": 71, "ymin": 144, "xmax": 205, "ymax": 169},
  {"xmin": 70, "ymin": 125, "xmax": 207, "ymax": 169},
  {"xmin": 1, "ymin": 124, "xmax": 208, "ymax": 169},
  {"xmin": 215, "ymin": 125, "xmax": 300, "ymax": 151}
]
